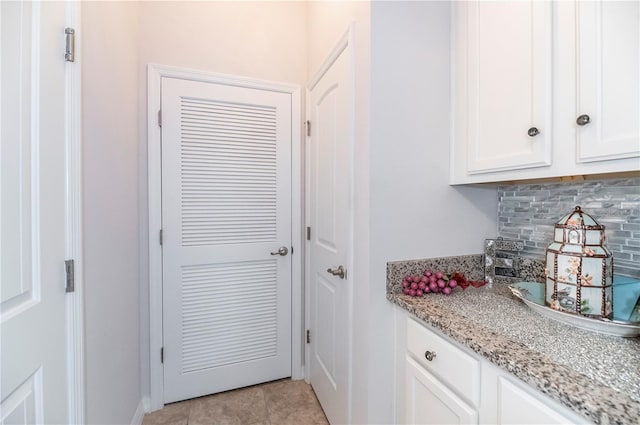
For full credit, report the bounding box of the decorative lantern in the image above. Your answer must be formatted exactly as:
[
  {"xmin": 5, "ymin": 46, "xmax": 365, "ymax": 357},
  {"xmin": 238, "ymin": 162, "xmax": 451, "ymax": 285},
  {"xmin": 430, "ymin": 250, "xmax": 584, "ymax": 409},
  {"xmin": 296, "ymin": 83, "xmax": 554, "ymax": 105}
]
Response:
[{"xmin": 544, "ymin": 206, "xmax": 613, "ymax": 319}]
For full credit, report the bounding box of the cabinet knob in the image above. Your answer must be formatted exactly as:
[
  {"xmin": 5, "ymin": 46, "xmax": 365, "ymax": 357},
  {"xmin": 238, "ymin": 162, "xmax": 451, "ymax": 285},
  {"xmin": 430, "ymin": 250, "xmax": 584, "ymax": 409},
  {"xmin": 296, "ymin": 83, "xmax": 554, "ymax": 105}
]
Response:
[
  {"xmin": 527, "ymin": 127, "xmax": 540, "ymax": 137},
  {"xmin": 424, "ymin": 350, "xmax": 437, "ymax": 361},
  {"xmin": 576, "ymin": 114, "xmax": 591, "ymax": 126}
]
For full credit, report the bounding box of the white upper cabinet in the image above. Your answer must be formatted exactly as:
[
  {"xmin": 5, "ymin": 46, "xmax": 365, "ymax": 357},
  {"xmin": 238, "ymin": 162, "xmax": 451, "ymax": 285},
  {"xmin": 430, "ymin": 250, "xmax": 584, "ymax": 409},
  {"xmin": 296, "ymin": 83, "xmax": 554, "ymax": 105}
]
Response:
[
  {"xmin": 458, "ymin": 0, "xmax": 552, "ymax": 174},
  {"xmin": 451, "ymin": 1, "xmax": 640, "ymax": 184},
  {"xmin": 575, "ymin": 0, "xmax": 640, "ymax": 162}
]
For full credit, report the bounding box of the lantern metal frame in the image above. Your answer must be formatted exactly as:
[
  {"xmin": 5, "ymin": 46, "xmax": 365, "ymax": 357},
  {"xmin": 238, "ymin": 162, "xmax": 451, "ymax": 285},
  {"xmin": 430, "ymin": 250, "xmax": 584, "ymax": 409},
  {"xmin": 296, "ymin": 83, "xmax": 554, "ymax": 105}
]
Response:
[{"xmin": 545, "ymin": 206, "xmax": 613, "ymax": 319}]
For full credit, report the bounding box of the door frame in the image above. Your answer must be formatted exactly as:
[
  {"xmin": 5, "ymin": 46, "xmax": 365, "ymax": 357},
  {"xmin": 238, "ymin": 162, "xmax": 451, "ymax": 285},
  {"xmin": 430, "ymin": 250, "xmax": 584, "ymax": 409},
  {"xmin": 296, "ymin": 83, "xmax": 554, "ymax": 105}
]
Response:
[
  {"xmin": 146, "ymin": 64, "xmax": 303, "ymax": 411},
  {"xmin": 65, "ymin": 3, "xmax": 85, "ymax": 423},
  {"xmin": 304, "ymin": 25, "xmax": 355, "ymax": 418}
]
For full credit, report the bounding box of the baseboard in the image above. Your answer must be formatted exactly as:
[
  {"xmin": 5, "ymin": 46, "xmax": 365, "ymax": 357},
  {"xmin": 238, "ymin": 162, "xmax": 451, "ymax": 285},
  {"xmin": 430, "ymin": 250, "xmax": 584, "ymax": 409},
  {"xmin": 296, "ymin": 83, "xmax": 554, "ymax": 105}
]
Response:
[
  {"xmin": 131, "ymin": 399, "xmax": 145, "ymax": 425},
  {"xmin": 142, "ymin": 396, "xmax": 151, "ymax": 413}
]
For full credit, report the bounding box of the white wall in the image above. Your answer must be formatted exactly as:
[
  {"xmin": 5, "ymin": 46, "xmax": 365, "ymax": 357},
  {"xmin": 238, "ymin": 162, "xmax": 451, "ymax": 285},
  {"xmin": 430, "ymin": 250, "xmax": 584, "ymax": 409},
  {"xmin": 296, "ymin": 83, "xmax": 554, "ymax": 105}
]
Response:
[
  {"xmin": 369, "ymin": 2, "xmax": 497, "ymax": 422},
  {"xmin": 81, "ymin": 3, "xmax": 498, "ymax": 423},
  {"xmin": 136, "ymin": 0, "xmax": 308, "ymax": 404},
  {"xmin": 82, "ymin": 1, "xmax": 142, "ymax": 423}
]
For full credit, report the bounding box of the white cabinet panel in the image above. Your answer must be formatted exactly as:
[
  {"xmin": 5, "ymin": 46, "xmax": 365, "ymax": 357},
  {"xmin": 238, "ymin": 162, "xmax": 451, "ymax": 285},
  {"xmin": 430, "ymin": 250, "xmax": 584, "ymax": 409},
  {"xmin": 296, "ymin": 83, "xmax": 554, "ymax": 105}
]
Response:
[
  {"xmin": 407, "ymin": 318, "xmax": 480, "ymax": 406},
  {"xmin": 459, "ymin": 0, "xmax": 552, "ymax": 174},
  {"xmin": 497, "ymin": 376, "xmax": 580, "ymax": 425},
  {"xmin": 576, "ymin": 0, "xmax": 640, "ymax": 162},
  {"xmin": 451, "ymin": 0, "xmax": 640, "ymax": 184},
  {"xmin": 406, "ymin": 356, "xmax": 478, "ymax": 425}
]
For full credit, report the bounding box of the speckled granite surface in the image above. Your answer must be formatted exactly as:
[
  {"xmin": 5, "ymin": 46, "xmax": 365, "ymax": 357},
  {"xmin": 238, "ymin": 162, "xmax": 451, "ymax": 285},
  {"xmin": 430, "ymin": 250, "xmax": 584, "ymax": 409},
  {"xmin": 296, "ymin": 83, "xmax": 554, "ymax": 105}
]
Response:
[{"xmin": 387, "ymin": 256, "xmax": 640, "ymax": 425}]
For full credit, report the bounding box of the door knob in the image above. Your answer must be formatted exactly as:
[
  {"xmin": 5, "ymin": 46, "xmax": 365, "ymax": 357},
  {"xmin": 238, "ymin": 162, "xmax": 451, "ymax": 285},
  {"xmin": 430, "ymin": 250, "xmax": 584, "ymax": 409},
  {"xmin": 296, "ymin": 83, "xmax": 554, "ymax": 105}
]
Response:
[
  {"xmin": 576, "ymin": 114, "xmax": 591, "ymax": 126},
  {"xmin": 270, "ymin": 246, "xmax": 289, "ymax": 256},
  {"xmin": 326, "ymin": 265, "xmax": 346, "ymax": 279},
  {"xmin": 527, "ymin": 127, "xmax": 540, "ymax": 137},
  {"xmin": 424, "ymin": 350, "xmax": 437, "ymax": 362}
]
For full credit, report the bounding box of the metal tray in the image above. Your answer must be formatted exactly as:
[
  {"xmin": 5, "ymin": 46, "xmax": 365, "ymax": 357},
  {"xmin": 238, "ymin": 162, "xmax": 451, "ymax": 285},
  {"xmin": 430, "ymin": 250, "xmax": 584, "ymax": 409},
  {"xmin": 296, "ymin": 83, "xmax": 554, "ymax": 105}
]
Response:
[{"xmin": 509, "ymin": 281, "xmax": 640, "ymax": 338}]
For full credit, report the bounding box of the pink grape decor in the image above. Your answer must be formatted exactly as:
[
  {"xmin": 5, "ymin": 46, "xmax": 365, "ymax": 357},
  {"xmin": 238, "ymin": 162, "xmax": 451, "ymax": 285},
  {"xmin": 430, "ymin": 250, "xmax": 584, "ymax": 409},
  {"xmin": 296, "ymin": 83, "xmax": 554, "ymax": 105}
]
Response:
[{"xmin": 401, "ymin": 271, "xmax": 486, "ymax": 298}]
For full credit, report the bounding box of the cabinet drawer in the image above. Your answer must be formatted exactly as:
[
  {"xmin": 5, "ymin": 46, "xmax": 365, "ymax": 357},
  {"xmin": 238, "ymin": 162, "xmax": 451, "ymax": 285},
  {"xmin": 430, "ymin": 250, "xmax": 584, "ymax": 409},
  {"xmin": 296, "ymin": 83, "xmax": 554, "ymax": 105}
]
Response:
[
  {"xmin": 406, "ymin": 356, "xmax": 478, "ymax": 425},
  {"xmin": 407, "ymin": 318, "xmax": 480, "ymax": 406}
]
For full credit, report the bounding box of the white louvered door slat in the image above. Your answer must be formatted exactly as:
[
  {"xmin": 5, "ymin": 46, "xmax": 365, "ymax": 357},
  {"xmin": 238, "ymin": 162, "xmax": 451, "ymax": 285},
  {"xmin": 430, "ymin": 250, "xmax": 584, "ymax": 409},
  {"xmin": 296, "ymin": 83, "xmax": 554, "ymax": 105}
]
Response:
[{"xmin": 161, "ymin": 77, "xmax": 292, "ymax": 403}]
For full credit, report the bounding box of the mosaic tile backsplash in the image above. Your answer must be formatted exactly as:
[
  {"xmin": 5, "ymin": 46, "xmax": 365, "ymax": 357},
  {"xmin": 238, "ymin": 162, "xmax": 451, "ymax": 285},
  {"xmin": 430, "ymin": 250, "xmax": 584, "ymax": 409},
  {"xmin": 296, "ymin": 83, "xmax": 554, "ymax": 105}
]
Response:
[{"xmin": 498, "ymin": 177, "xmax": 640, "ymax": 278}]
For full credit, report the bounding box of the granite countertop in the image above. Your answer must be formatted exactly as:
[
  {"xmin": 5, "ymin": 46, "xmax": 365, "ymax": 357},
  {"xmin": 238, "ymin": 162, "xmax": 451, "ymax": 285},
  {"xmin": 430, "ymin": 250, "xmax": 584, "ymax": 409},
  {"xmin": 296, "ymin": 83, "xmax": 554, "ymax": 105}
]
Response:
[{"xmin": 387, "ymin": 255, "xmax": 640, "ymax": 425}]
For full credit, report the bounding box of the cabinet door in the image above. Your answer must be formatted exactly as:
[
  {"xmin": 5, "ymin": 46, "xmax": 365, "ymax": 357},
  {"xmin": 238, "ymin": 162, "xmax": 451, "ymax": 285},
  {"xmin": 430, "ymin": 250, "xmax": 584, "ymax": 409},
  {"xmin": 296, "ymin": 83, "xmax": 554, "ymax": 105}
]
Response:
[
  {"xmin": 576, "ymin": 1, "xmax": 640, "ymax": 162},
  {"xmin": 406, "ymin": 356, "xmax": 478, "ymax": 425},
  {"xmin": 458, "ymin": 0, "xmax": 552, "ymax": 174},
  {"xmin": 497, "ymin": 375, "xmax": 586, "ymax": 425}
]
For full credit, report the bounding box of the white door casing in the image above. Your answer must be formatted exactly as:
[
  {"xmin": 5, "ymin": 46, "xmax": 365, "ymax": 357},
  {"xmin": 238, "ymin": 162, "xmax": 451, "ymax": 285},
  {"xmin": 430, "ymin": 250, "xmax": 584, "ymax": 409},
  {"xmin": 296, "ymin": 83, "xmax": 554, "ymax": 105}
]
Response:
[
  {"xmin": 307, "ymin": 31, "xmax": 353, "ymax": 425},
  {"xmin": 1, "ymin": 1, "xmax": 84, "ymax": 423},
  {"xmin": 160, "ymin": 76, "xmax": 294, "ymax": 403}
]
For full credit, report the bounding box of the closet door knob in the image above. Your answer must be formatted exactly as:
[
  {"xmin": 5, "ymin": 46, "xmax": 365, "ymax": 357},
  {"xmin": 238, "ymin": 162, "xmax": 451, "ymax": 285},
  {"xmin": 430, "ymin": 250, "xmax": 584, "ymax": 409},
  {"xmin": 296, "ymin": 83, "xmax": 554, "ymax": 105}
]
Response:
[
  {"xmin": 528, "ymin": 127, "xmax": 540, "ymax": 137},
  {"xmin": 576, "ymin": 114, "xmax": 591, "ymax": 126},
  {"xmin": 270, "ymin": 246, "xmax": 289, "ymax": 256}
]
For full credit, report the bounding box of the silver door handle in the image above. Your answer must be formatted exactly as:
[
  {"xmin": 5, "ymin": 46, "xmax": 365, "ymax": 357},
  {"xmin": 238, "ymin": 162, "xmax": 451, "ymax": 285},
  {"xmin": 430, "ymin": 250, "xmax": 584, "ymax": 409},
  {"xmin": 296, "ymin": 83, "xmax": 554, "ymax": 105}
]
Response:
[
  {"xmin": 270, "ymin": 246, "xmax": 289, "ymax": 256},
  {"xmin": 326, "ymin": 265, "xmax": 346, "ymax": 279}
]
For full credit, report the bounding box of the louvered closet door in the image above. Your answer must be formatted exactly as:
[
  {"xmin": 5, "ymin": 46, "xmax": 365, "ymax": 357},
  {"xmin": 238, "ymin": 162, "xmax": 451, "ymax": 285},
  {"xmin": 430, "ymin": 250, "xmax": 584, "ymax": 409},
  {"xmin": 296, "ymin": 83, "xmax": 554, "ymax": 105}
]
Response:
[{"xmin": 161, "ymin": 77, "xmax": 292, "ymax": 403}]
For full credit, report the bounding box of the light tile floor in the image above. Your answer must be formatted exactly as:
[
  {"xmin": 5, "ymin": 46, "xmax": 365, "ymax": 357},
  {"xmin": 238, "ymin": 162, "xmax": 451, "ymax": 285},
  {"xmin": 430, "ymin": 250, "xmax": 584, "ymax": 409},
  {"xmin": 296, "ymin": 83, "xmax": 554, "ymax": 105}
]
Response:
[{"xmin": 143, "ymin": 379, "xmax": 329, "ymax": 425}]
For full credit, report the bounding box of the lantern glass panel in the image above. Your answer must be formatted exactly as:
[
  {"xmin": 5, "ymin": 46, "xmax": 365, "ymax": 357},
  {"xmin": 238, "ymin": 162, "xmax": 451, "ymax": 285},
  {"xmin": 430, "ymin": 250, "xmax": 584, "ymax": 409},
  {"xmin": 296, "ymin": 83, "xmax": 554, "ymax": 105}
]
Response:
[
  {"xmin": 554, "ymin": 228, "xmax": 564, "ymax": 242},
  {"xmin": 585, "ymin": 230, "xmax": 601, "ymax": 245},
  {"xmin": 581, "ymin": 287, "xmax": 602, "ymax": 315},
  {"xmin": 564, "ymin": 245, "xmax": 583, "ymax": 254},
  {"xmin": 557, "ymin": 283, "xmax": 577, "ymax": 311},
  {"xmin": 581, "ymin": 257, "xmax": 604, "ymax": 286},
  {"xmin": 548, "ymin": 242, "xmax": 562, "ymax": 251}
]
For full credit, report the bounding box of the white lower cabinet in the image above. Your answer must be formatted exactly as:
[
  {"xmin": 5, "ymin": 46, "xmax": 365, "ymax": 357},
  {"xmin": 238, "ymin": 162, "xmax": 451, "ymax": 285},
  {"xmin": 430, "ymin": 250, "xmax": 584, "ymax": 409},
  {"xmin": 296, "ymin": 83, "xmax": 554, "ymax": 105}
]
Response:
[
  {"xmin": 400, "ymin": 315, "xmax": 592, "ymax": 425},
  {"xmin": 479, "ymin": 361, "xmax": 590, "ymax": 425},
  {"xmin": 406, "ymin": 356, "xmax": 478, "ymax": 425}
]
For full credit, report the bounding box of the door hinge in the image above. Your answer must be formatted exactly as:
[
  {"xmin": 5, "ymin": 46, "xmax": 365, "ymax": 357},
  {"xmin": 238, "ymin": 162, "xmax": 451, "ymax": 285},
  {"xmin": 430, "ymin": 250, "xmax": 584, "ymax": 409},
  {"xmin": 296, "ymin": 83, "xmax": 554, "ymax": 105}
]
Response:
[
  {"xmin": 64, "ymin": 259, "xmax": 75, "ymax": 293},
  {"xmin": 306, "ymin": 329, "xmax": 311, "ymax": 344},
  {"xmin": 306, "ymin": 120, "xmax": 311, "ymax": 137},
  {"xmin": 159, "ymin": 229, "xmax": 163, "ymax": 245},
  {"xmin": 160, "ymin": 347, "xmax": 164, "ymax": 363},
  {"xmin": 65, "ymin": 28, "xmax": 75, "ymax": 62},
  {"xmin": 306, "ymin": 226, "xmax": 311, "ymax": 241},
  {"xmin": 158, "ymin": 110, "xmax": 162, "ymax": 127}
]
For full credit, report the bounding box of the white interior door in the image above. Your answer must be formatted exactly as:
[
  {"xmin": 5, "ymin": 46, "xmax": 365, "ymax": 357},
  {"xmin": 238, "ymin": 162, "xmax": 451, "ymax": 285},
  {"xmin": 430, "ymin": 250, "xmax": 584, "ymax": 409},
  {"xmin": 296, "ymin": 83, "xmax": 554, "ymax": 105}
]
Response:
[
  {"xmin": 161, "ymin": 77, "xmax": 292, "ymax": 403},
  {"xmin": 1, "ymin": 1, "xmax": 70, "ymax": 423},
  {"xmin": 308, "ymin": 41, "xmax": 352, "ymax": 425}
]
